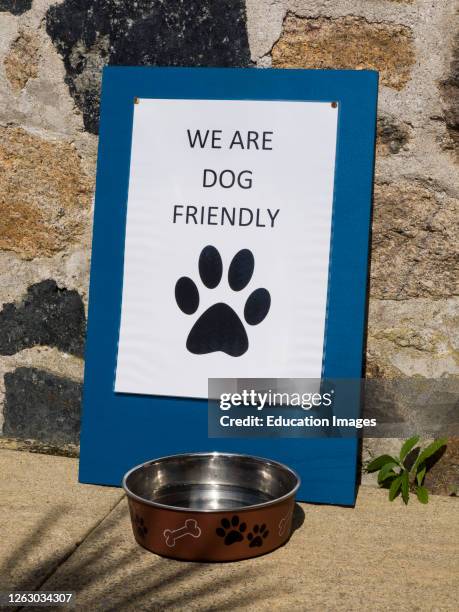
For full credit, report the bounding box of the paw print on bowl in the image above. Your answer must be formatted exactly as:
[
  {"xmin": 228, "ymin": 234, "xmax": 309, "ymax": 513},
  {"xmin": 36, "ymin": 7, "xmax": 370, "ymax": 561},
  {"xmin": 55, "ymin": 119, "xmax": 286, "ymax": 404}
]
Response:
[
  {"xmin": 216, "ymin": 515, "xmax": 247, "ymax": 545},
  {"xmin": 134, "ymin": 514, "xmax": 148, "ymax": 539},
  {"xmin": 247, "ymin": 523, "xmax": 269, "ymax": 548}
]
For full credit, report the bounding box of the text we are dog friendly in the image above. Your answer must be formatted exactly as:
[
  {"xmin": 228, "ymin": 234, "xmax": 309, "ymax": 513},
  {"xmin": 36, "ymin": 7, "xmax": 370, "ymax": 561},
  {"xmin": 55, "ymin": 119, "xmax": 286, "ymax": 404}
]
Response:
[{"xmin": 172, "ymin": 129, "xmax": 280, "ymax": 229}]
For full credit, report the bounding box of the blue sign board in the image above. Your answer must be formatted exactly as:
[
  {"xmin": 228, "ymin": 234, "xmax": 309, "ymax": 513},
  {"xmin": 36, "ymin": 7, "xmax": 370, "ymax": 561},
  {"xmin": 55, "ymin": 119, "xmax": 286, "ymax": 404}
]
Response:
[{"xmin": 79, "ymin": 67, "xmax": 378, "ymax": 505}]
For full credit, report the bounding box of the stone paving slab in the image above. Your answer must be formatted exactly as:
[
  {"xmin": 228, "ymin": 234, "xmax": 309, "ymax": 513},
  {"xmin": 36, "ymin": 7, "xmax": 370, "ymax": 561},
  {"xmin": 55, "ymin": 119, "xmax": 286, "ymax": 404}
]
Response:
[
  {"xmin": 0, "ymin": 449, "xmax": 124, "ymax": 591},
  {"xmin": 42, "ymin": 487, "xmax": 459, "ymax": 611}
]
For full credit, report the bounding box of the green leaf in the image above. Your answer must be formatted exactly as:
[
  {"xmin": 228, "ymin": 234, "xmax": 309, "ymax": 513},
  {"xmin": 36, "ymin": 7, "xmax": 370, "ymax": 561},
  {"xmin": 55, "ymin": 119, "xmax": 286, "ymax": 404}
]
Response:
[
  {"xmin": 414, "ymin": 438, "xmax": 447, "ymax": 471},
  {"xmin": 378, "ymin": 462, "xmax": 398, "ymax": 484},
  {"xmin": 389, "ymin": 475, "xmax": 403, "ymax": 501},
  {"xmin": 401, "ymin": 471, "xmax": 410, "ymax": 504},
  {"xmin": 367, "ymin": 454, "xmax": 398, "ymax": 472},
  {"xmin": 416, "ymin": 486, "xmax": 429, "ymax": 504},
  {"xmin": 416, "ymin": 463, "xmax": 426, "ymax": 486},
  {"xmin": 399, "ymin": 435, "xmax": 420, "ymax": 463}
]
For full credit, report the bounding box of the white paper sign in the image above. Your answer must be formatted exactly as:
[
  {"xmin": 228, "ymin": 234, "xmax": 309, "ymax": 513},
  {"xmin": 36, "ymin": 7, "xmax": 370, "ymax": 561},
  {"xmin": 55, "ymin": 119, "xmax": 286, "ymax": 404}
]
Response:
[{"xmin": 115, "ymin": 98, "xmax": 338, "ymax": 398}]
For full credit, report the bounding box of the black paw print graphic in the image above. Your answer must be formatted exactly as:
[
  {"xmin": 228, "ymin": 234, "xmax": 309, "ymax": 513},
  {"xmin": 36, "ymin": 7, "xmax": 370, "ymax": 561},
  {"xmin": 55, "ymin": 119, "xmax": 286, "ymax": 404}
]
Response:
[
  {"xmin": 175, "ymin": 246, "xmax": 271, "ymax": 357},
  {"xmin": 247, "ymin": 523, "xmax": 269, "ymax": 548},
  {"xmin": 216, "ymin": 515, "xmax": 247, "ymax": 545},
  {"xmin": 134, "ymin": 514, "xmax": 148, "ymax": 539}
]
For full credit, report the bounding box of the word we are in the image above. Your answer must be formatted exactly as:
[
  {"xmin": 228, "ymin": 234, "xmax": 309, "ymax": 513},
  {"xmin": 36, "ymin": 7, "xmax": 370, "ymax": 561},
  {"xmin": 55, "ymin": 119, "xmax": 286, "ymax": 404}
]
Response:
[
  {"xmin": 187, "ymin": 129, "xmax": 273, "ymax": 150},
  {"xmin": 186, "ymin": 129, "xmax": 274, "ymax": 190}
]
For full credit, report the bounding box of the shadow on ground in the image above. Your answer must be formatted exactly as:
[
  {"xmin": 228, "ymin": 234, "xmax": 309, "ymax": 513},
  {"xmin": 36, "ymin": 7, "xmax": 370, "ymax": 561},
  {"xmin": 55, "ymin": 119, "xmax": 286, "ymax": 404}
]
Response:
[
  {"xmin": 1, "ymin": 499, "xmax": 297, "ymax": 611},
  {"xmin": 292, "ymin": 503, "xmax": 305, "ymax": 532},
  {"xmin": 1, "ymin": 505, "xmax": 74, "ymax": 594}
]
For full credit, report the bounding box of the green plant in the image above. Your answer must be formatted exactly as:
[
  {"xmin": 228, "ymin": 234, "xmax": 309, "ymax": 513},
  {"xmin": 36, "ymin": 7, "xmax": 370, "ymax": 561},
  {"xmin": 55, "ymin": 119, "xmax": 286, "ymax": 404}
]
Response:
[{"xmin": 366, "ymin": 436, "xmax": 447, "ymax": 505}]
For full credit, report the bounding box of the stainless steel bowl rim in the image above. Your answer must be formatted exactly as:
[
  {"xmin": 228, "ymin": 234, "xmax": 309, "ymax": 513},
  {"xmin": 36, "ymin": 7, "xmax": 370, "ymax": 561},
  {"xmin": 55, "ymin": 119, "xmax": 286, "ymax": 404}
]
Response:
[{"xmin": 122, "ymin": 451, "xmax": 301, "ymax": 513}]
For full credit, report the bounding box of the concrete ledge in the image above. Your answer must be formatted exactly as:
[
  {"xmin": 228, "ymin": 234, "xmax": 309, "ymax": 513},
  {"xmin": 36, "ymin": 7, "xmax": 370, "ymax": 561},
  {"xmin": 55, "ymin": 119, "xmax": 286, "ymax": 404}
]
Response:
[
  {"xmin": 44, "ymin": 489, "xmax": 458, "ymax": 610},
  {"xmin": 1, "ymin": 448, "xmax": 457, "ymax": 610},
  {"xmin": 0, "ymin": 449, "xmax": 123, "ymax": 591}
]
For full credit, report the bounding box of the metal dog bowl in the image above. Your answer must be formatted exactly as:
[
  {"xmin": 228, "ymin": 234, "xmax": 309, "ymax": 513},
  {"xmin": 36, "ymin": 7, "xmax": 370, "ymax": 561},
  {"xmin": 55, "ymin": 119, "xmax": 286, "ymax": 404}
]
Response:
[{"xmin": 123, "ymin": 452, "xmax": 300, "ymax": 561}]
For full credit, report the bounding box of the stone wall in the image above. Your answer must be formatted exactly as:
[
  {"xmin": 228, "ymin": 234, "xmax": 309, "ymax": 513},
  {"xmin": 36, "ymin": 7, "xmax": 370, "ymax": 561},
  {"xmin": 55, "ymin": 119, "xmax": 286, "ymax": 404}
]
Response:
[{"xmin": 0, "ymin": 1, "xmax": 457, "ymax": 486}]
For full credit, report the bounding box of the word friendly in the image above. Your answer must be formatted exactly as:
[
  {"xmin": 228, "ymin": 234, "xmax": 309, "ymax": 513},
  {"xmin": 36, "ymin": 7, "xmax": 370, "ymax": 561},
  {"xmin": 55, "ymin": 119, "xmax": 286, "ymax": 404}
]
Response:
[{"xmin": 172, "ymin": 205, "xmax": 280, "ymax": 228}]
